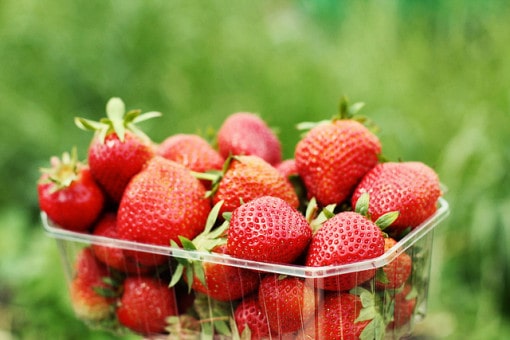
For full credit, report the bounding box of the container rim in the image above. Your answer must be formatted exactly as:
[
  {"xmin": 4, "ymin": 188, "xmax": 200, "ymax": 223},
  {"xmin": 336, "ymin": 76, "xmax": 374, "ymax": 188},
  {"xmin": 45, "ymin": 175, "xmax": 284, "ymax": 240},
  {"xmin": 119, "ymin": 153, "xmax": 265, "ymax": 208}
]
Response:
[{"xmin": 41, "ymin": 197, "xmax": 449, "ymax": 278}]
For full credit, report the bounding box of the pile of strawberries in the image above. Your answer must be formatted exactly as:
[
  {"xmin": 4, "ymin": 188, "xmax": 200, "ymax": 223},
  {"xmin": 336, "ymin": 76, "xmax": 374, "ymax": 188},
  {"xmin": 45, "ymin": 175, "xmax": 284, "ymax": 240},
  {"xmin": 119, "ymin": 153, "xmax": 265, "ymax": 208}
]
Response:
[{"xmin": 38, "ymin": 97, "xmax": 442, "ymax": 339}]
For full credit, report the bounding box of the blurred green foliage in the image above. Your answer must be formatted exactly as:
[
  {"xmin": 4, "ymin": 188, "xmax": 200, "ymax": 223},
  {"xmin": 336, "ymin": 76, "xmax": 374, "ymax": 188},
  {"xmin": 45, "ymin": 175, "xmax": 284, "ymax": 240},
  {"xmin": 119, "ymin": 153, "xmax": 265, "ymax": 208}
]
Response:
[{"xmin": 1, "ymin": 0, "xmax": 510, "ymax": 339}]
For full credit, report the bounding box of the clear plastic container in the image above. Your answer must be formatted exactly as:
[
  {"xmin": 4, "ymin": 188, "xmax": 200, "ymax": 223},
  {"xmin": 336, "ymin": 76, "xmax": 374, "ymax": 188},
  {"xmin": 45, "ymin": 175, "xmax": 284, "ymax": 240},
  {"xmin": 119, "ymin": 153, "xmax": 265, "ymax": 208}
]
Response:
[{"xmin": 42, "ymin": 198, "xmax": 449, "ymax": 339}]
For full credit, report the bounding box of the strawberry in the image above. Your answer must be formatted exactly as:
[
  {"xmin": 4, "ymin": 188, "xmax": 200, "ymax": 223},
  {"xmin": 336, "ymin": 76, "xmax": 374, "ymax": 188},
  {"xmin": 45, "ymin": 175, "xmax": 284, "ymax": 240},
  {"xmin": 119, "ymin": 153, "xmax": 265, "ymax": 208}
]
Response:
[
  {"xmin": 38, "ymin": 148, "xmax": 105, "ymax": 231},
  {"xmin": 351, "ymin": 161, "xmax": 441, "ymax": 233},
  {"xmin": 227, "ymin": 195, "xmax": 311, "ymax": 264},
  {"xmin": 302, "ymin": 291, "xmax": 382, "ymax": 340},
  {"xmin": 217, "ymin": 112, "xmax": 282, "ymax": 166},
  {"xmin": 116, "ymin": 276, "xmax": 178, "ymax": 335},
  {"xmin": 257, "ymin": 274, "xmax": 316, "ymax": 335},
  {"xmin": 209, "ymin": 155, "xmax": 299, "ymax": 214},
  {"xmin": 75, "ymin": 97, "xmax": 161, "ymax": 203},
  {"xmin": 117, "ymin": 156, "xmax": 211, "ymax": 266},
  {"xmin": 304, "ymin": 209, "xmax": 388, "ymax": 291},
  {"xmin": 234, "ymin": 295, "xmax": 273, "ymax": 339},
  {"xmin": 295, "ymin": 98, "xmax": 381, "ymax": 206},
  {"xmin": 387, "ymin": 284, "xmax": 417, "ymax": 331},
  {"xmin": 69, "ymin": 247, "xmax": 118, "ymax": 322},
  {"xmin": 91, "ymin": 212, "xmax": 152, "ymax": 275},
  {"xmin": 375, "ymin": 237, "xmax": 412, "ymax": 290},
  {"xmin": 157, "ymin": 133, "xmax": 224, "ymax": 173}
]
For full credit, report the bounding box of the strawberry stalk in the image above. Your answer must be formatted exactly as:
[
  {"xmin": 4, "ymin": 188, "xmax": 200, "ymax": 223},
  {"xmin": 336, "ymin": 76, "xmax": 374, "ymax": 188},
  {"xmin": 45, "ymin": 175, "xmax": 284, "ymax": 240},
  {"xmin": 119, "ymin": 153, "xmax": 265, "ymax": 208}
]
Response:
[{"xmin": 169, "ymin": 201, "xmax": 227, "ymax": 289}]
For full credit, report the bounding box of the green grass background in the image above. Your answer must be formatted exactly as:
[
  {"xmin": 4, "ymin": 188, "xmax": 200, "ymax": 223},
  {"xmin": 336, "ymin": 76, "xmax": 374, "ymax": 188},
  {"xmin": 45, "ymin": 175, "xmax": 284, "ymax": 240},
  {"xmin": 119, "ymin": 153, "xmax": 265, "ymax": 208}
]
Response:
[{"xmin": 1, "ymin": 0, "xmax": 510, "ymax": 339}]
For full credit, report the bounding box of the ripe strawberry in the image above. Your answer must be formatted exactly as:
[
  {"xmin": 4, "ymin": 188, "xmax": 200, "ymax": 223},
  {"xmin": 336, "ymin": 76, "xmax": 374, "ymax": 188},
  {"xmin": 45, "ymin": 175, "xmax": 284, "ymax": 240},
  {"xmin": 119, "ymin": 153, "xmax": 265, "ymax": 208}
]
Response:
[
  {"xmin": 258, "ymin": 274, "xmax": 316, "ymax": 335},
  {"xmin": 351, "ymin": 161, "xmax": 441, "ymax": 233},
  {"xmin": 295, "ymin": 98, "xmax": 381, "ymax": 206},
  {"xmin": 375, "ymin": 237, "xmax": 412, "ymax": 290},
  {"xmin": 210, "ymin": 155, "xmax": 299, "ymax": 214},
  {"xmin": 302, "ymin": 292, "xmax": 377, "ymax": 340},
  {"xmin": 69, "ymin": 247, "xmax": 118, "ymax": 322},
  {"xmin": 116, "ymin": 276, "xmax": 178, "ymax": 335},
  {"xmin": 117, "ymin": 156, "xmax": 211, "ymax": 266},
  {"xmin": 217, "ymin": 112, "xmax": 282, "ymax": 166},
  {"xmin": 38, "ymin": 148, "xmax": 105, "ymax": 232},
  {"xmin": 234, "ymin": 295, "xmax": 273, "ymax": 339},
  {"xmin": 91, "ymin": 213, "xmax": 152, "ymax": 275},
  {"xmin": 387, "ymin": 284, "xmax": 417, "ymax": 331},
  {"xmin": 227, "ymin": 195, "xmax": 311, "ymax": 264},
  {"xmin": 157, "ymin": 133, "xmax": 224, "ymax": 173},
  {"xmin": 75, "ymin": 97, "xmax": 161, "ymax": 203},
  {"xmin": 305, "ymin": 210, "xmax": 386, "ymax": 291}
]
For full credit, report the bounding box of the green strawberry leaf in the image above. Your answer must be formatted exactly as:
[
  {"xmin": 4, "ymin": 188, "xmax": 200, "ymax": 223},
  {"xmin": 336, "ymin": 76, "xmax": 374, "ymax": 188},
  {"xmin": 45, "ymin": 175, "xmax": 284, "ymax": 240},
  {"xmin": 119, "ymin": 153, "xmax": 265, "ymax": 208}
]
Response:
[
  {"xmin": 204, "ymin": 200, "xmax": 223, "ymax": 234},
  {"xmin": 309, "ymin": 200, "xmax": 336, "ymax": 234},
  {"xmin": 375, "ymin": 211, "xmax": 400, "ymax": 230},
  {"xmin": 375, "ymin": 267, "xmax": 390, "ymax": 285},
  {"xmin": 192, "ymin": 260, "xmax": 206, "ymax": 288},
  {"xmin": 305, "ymin": 197, "xmax": 319, "ymax": 223},
  {"xmin": 169, "ymin": 262, "xmax": 184, "ymax": 288},
  {"xmin": 354, "ymin": 192, "xmax": 370, "ymax": 217},
  {"xmin": 193, "ymin": 293, "xmax": 232, "ymax": 338},
  {"xmin": 131, "ymin": 110, "xmax": 162, "ymax": 124},
  {"xmin": 360, "ymin": 314, "xmax": 385, "ymax": 340},
  {"xmin": 179, "ymin": 236, "xmax": 198, "ymax": 251},
  {"xmin": 105, "ymin": 97, "xmax": 127, "ymax": 141}
]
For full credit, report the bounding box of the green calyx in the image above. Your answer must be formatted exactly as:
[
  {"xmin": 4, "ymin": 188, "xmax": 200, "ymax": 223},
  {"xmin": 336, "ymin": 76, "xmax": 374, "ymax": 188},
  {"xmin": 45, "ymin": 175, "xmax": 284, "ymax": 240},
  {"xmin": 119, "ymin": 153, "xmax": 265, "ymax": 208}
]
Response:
[
  {"xmin": 306, "ymin": 197, "xmax": 337, "ymax": 235},
  {"xmin": 296, "ymin": 95, "xmax": 380, "ymax": 134},
  {"xmin": 74, "ymin": 97, "xmax": 161, "ymax": 143},
  {"xmin": 350, "ymin": 286, "xmax": 386, "ymax": 340},
  {"xmin": 169, "ymin": 201, "xmax": 228, "ymax": 291},
  {"xmin": 39, "ymin": 147, "xmax": 81, "ymax": 192},
  {"xmin": 191, "ymin": 155, "xmax": 237, "ymax": 198},
  {"xmin": 354, "ymin": 192, "xmax": 399, "ymax": 231}
]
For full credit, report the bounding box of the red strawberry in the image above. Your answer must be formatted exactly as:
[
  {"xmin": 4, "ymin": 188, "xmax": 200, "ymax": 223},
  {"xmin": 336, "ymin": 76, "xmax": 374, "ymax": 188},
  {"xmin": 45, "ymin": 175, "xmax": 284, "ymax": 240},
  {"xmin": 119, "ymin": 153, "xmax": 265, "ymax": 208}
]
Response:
[
  {"xmin": 302, "ymin": 292, "xmax": 377, "ymax": 340},
  {"xmin": 211, "ymin": 155, "xmax": 299, "ymax": 214},
  {"xmin": 38, "ymin": 148, "xmax": 104, "ymax": 231},
  {"xmin": 157, "ymin": 133, "xmax": 224, "ymax": 173},
  {"xmin": 387, "ymin": 284, "xmax": 417, "ymax": 331},
  {"xmin": 217, "ymin": 112, "xmax": 282, "ymax": 166},
  {"xmin": 258, "ymin": 274, "xmax": 316, "ymax": 335},
  {"xmin": 117, "ymin": 156, "xmax": 211, "ymax": 266},
  {"xmin": 75, "ymin": 97, "xmax": 161, "ymax": 203},
  {"xmin": 305, "ymin": 211, "xmax": 386, "ymax": 291},
  {"xmin": 116, "ymin": 276, "xmax": 178, "ymax": 335},
  {"xmin": 91, "ymin": 213, "xmax": 152, "ymax": 275},
  {"xmin": 234, "ymin": 295, "xmax": 273, "ymax": 339},
  {"xmin": 295, "ymin": 98, "xmax": 381, "ymax": 206},
  {"xmin": 375, "ymin": 237, "xmax": 412, "ymax": 290},
  {"xmin": 351, "ymin": 161, "xmax": 441, "ymax": 233},
  {"xmin": 69, "ymin": 247, "xmax": 117, "ymax": 322},
  {"xmin": 227, "ymin": 195, "xmax": 311, "ymax": 264}
]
